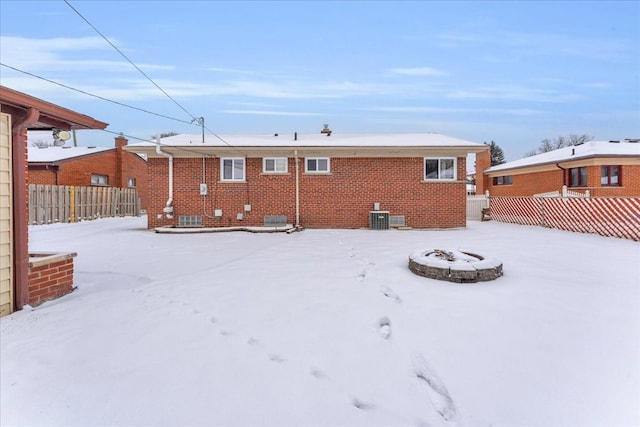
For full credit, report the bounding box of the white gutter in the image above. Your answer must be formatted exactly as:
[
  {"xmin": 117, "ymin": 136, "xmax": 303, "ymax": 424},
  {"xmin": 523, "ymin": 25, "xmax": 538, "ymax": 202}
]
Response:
[
  {"xmin": 155, "ymin": 137, "xmax": 174, "ymax": 219},
  {"xmin": 294, "ymin": 149, "xmax": 300, "ymax": 227}
]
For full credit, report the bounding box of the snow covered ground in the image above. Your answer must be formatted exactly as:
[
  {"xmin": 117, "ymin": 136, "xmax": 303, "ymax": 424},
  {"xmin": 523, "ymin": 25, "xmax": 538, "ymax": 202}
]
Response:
[{"xmin": 2, "ymin": 217, "xmax": 639, "ymax": 427}]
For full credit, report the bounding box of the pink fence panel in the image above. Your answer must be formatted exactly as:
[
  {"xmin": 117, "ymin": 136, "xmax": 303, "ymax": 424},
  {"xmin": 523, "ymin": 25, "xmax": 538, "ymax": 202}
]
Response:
[{"xmin": 489, "ymin": 196, "xmax": 640, "ymax": 241}]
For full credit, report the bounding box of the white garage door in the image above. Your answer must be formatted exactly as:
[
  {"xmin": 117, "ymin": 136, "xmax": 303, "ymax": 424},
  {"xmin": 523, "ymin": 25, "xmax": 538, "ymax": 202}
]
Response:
[{"xmin": 0, "ymin": 112, "xmax": 13, "ymax": 317}]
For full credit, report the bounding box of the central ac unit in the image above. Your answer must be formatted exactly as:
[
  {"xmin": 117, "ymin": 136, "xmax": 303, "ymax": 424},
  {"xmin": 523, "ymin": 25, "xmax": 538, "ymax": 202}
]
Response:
[{"xmin": 369, "ymin": 211, "xmax": 390, "ymax": 230}]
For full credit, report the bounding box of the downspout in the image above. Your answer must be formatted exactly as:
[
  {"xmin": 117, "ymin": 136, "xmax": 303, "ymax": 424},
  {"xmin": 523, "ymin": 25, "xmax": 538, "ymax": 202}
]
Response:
[
  {"xmin": 294, "ymin": 149, "xmax": 300, "ymax": 227},
  {"xmin": 155, "ymin": 137, "xmax": 174, "ymax": 219},
  {"xmin": 556, "ymin": 162, "xmax": 567, "ymax": 187}
]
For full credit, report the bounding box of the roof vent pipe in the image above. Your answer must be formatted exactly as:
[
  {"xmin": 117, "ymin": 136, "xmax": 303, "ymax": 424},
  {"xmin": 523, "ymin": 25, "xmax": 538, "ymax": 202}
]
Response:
[{"xmin": 294, "ymin": 132, "xmax": 297, "ymax": 141}]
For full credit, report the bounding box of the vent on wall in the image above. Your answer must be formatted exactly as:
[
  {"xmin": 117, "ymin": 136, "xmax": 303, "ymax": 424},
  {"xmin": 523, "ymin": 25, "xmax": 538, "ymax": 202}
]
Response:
[
  {"xmin": 389, "ymin": 215, "xmax": 406, "ymax": 227},
  {"xmin": 178, "ymin": 215, "xmax": 202, "ymax": 227},
  {"xmin": 369, "ymin": 211, "xmax": 390, "ymax": 230}
]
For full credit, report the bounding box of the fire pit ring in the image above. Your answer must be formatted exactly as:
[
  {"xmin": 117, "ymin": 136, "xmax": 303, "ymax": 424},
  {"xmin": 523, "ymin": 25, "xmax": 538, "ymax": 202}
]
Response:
[{"xmin": 408, "ymin": 249, "xmax": 503, "ymax": 283}]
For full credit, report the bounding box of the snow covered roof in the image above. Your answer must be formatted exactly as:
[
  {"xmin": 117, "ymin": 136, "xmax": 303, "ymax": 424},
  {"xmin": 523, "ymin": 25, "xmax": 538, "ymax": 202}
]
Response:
[
  {"xmin": 28, "ymin": 146, "xmax": 113, "ymax": 163},
  {"xmin": 133, "ymin": 132, "xmax": 483, "ymax": 148},
  {"xmin": 125, "ymin": 132, "xmax": 487, "ymax": 158},
  {"xmin": 486, "ymin": 140, "xmax": 640, "ymax": 173}
]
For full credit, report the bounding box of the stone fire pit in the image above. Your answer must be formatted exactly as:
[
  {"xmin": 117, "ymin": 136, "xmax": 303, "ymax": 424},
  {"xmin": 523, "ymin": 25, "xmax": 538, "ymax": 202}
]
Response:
[{"xmin": 409, "ymin": 249, "xmax": 503, "ymax": 283}]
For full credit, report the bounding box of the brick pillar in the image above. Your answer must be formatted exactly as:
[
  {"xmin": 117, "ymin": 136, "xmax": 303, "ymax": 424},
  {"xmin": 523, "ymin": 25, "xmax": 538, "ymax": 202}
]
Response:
[
  {"xmin": 115, "ymin": 135, "xmax": 127, "ymax": 188},
  {"xmin": 475, "ymin": 149, "xmax": 491, "ymax": 195}
]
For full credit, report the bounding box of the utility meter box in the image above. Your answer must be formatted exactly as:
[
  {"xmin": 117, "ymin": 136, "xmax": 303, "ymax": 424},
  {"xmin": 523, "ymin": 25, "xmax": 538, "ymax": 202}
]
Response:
[{"xmin": 199, "ymin": 183, "xmax": 208, "ymax": 195}]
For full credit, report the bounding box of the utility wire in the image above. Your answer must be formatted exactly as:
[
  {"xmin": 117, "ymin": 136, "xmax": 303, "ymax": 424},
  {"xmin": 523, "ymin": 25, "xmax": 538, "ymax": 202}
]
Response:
[
  {"xmin": 2, "ymin": 62, "xmax": 248, "ymax": 157},
  {"xmin": 0, "ymin": 63, "xmax": 193, "ymax": 125},
  {"xmin": 63, "ymin": 1, "xmax": 245, "ymax": 155},
  {"xmin": 63, "ymin": 0, "xmax": 198, "ymax": 122}
]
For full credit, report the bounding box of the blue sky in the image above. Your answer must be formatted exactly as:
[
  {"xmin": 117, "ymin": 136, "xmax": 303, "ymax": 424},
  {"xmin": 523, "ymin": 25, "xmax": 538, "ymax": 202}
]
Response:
[{"xmin": 1, "ymin": 0, "xmax": 638, "ymax": 161}]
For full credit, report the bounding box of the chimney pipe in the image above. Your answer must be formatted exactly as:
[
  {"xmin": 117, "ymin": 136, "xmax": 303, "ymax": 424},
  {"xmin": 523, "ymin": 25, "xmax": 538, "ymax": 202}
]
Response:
[{"xmin": 294, "ymin": 132, "xmax": 297, "ymax": 141}]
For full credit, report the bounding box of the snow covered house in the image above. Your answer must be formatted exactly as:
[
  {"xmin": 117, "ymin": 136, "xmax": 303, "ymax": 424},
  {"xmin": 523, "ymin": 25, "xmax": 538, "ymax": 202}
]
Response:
[
  {"xmin": 28, "ymin": 135, "xmax": 148, "ymax": 209},
  {"xmin": 125, "ymin": 130, "xmax": 488, "ymax": 230},
  {"xmin": 0, "ymin": 85, "xmax": 107, "ymax": 316},
  {"xmin": 476, "ymin": 140, "xmax": 640, "ymax": 197}
]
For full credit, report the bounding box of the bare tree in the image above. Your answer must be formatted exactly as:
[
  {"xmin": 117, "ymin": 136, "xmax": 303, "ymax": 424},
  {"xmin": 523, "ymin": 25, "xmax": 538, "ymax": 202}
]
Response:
[
  {"xmin": 151, "ymin": 131, "xmax": 179, "ymax": 139},
  {"xmin": 30, "ymin": 139, "xmax": 52, "ymax": 148},
  {"xmin": 525, "ymin": 134, "xmax": 593, "ymax": 157}
]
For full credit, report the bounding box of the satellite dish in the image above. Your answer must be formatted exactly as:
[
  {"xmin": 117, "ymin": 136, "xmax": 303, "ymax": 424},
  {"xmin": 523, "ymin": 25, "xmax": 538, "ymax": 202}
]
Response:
[{"xmin": 52, "ymin": 129, "xmax": 71, "ymax": 146}]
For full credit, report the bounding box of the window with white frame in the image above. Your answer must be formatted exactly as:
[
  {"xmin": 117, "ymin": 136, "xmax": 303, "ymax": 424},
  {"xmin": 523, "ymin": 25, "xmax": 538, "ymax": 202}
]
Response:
[
  {"xmin": 424, "ymin": 158, "xmax": 456, "ymax": 181},
  {"xmin": 305, "ymin": 157, "xmax": 330, "ymax": 173},
  {"xmin": 127, "ymin": 177, "xmax": 136, "ymax": 187},
  {"xmin": 221, "ymin": 158, "xmax": 245, "ymax": 181},
  {"xmin": 91, "ymin": 174, "xmax": 108, "ymax": 186},
  {"xmin": 263, "ymin": 157, "xmax": 288, "ymax": 173}
]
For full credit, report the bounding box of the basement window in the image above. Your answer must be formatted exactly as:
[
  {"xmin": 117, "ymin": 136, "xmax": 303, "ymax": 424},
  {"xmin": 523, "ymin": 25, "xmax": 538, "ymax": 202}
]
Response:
[{"xmin": 91, "ymin": 174, "xmax": 108, "ymax": 186}]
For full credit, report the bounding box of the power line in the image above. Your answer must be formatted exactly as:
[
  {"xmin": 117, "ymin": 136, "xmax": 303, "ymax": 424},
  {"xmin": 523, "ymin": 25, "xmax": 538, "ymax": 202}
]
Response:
[
  {"xmin": 63, "ymin": 0, "xmax": 198, "ymax": 122},
  {"xmin": 62, "ymin": 1, "xmax": 245, "ymax": 156},
  {"xmin": 0, "ymin": 63, "xmax": 194, "ymax": 125},
  {"xmin": 2, "ymin": 62, "xmax": 246, "ymax": 156}
]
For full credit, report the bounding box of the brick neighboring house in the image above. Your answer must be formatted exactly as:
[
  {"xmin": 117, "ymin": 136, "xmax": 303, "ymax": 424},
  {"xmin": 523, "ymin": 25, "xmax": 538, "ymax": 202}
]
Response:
[
  {"xmin": 476, "ymin": 140, "xmax": 640, "ymax": 197},
  {"xmin": 28, "ymin": 135, "xmax": 148, "ymax": 209},
  {"xmin": 0, "ymin": 85, "xmax": 107, "ymax": 316},
  {"xmin": 125, "ymin": 131, "xmax": 488, "ymax": 230}
]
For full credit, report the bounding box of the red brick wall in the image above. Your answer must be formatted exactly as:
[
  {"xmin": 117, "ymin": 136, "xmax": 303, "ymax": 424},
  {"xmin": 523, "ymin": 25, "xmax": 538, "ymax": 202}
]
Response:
[
  {"xmin": 488, "ymin": 169, "xmax": 563, "ymax": 196},
  {"xmin": 147, "ymin": 156, "xmax": 468, "ymax": 229},
  {"xmin": 27, "ymin": 168, "xmax": 56, "ymax": 185},
  {"xmin": 55, "ymin": 150, "xmax": 117, "ymax": 186},
  {"xmin": 487, "ymin": 164, "xmax": 640, "ymax": 197},
  {"xmin": 475, "ymin": 150, "xmax": 490, "ymax": 195},
  {"xmin": 28, "ymin": 258, "xmax": 74, "ymax": 306}
]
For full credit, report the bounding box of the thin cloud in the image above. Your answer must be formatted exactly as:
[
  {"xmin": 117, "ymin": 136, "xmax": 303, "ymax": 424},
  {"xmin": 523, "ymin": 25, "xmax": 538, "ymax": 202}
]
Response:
[
  {"xmin": 436, "ymin": 30, "xmax": 633, "ymax": 62},
  {"xmin": 447, "ymin": 85, "xmax": 582, "ymax": 103},
  {"xmin": 220, "ymin": 109, "xmax": 322, "ymax": 117},
  {"xmin": 0, "ymin": 36, "xmax": 174, "ymax": 72},
  {"xmin": 389, "ymin": 67, "xmax": 446, "ymax": 77},
  {"xmin": 367, "ymin": 106, "xmax": 543, "ymax": 116}
]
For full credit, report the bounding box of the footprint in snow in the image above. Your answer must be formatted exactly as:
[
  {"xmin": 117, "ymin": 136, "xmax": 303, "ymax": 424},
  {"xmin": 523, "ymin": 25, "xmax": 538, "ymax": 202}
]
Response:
[
  {"xmin": 381, "ymin": 287, "xmax": 402, "ymax": 303},
  {"xmin": 310, "ymin": 368, "xmax": 327, "ymax": 379},
  {"xmin": 269, "ymin": 354, "xmax": 285, "ymax": 363},
  {"xmin": 357, "ymin": 270, "xmax": 367, "ymax": 281},
  {"xmin": 352, "ymin": 397, "xmax": 375, "ymax": 411},
  {"xmin": 412, "ymin": 354, "xmax": 457, "ymax": 422},
  {"xmin": 377, "ymin": 316, "xmax": 392, "ymax": 340}
]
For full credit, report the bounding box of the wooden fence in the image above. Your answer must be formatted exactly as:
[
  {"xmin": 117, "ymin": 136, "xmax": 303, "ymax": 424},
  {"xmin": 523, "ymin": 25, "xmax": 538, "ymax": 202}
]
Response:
[
  {"xmin": 489, "ymin": 196, "xmax": 640, "ymax": 241},
  {"xmin": 29, "ymin": 184, "xmax": 140, "ymax": 225}
]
